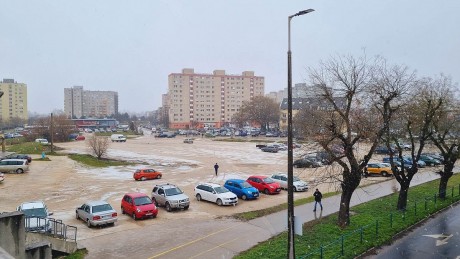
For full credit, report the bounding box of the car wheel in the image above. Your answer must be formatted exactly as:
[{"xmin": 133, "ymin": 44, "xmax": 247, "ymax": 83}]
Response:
[
  {"xmin": 295, "ymin": 164, "xmax": 300, "ymax": 168},
  {"xmin": 241, "ymin": 195, "xmax": 247, "ymax": 200},
  {"xmin": 196, "ymin": 194, "xmax": 202, "ymax": 201},
  {"xmin": 16, "ymin": 168, "xmax": 24, "ymax": 174},
  {"xmin": 184, "ymin": 205, "xmax": 189, "ymax": 210},
  {"xmin": 86, "ymin": 219, "xmax": 91, "ymax": 228},
  {"xmin": 152, "ymin": 198, "xmax": 158, "ymax": 206},
  {"xmin": 165, "ymin": 202, "xmax": 172, "ymax": 212},
  {"xmin": 264, "ymin": 189, "xmax": 270, "ymax": 195},
  {"xmin": 308, "ymin": 164, "xmax": 313, "ymax": 168},
  {"xmin": 141, "ymin": 177, "xmax": 146, "ymax": 181},
  {"xmin": 157, "ymin": 174, "xmax": 162, "ymax": 179},
  {"xmin": 75, "ymin": 212, "xmax": 79, "ymax": 220},
  {"xmin": 121, "ymin": 206, "xmax": 125, "ymax": 214},
  {"xmin": 293, "ymin": 186, "xmax": 298, "ymax": 192},
  {"xmin": 381, "ymin": 171, "xmax": 388, "ymax": 177},
  {"xmin": 216, "ymin": 199, "xmax": 223, "ymax": 206},
  {"xmin": 132, "ymin": 212, "xmax": 137, "ymax": 220}
]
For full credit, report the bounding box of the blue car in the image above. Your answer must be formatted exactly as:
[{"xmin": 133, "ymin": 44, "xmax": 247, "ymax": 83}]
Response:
[{"xmin": 224, "ymin": 179, "xmax": 259, "ymax": 200}]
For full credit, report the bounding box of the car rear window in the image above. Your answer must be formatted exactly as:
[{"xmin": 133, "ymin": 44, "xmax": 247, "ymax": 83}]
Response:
[{"xmin": 92, "ymin": 204, "xmax": 113, "ymax": 213}]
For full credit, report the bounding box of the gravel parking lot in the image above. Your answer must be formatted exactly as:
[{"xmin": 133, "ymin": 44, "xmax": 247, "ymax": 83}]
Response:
[{"xmin": 0, "ymin": 134, "xmax": 396, "ymax": 248}]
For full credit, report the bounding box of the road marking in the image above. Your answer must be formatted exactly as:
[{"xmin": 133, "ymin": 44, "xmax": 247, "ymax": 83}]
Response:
[
  {"xmin": 149, "ymin": 223, "xmax": 240, "ymax": 258},
  {"xmin": 189, "ymin": 236, "xmax": 241, "ymax": 259},
  {"xmin": 423, "ymin": 234, "xmax": 453, "ymax": 246}
]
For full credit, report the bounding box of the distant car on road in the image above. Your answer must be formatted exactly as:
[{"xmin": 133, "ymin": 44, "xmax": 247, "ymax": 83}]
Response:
[
  {"xmin": 75, "ymin": 201, "xmax": 118, "ymax": 228},
  {"xmin": 111, "ymin": 134, "xmax": 127, "ymax": 142},
  {"xmin": 151, "ymin": 183, "xmax": 190, "ymax": 211},
  {"xmin": 76, "ymin": 135, "xmax": 85, "ymax": 141},
  {"xmin": 270, "ymin": 173, "xmax": 308, "ymax": 192},
  {"xmin": 35, "ymin": 138, "xmax": 49, "ymax": 145},
  {"xmin": 246, "ymin": 176, "xmax": 281, "ymax": 194},
  {"xmin": 194, "ymin": 182, "xmax": 238, "ymax": 206},
  {"xmin": 0, "ymin": 159, "xmax": 29, "ymax": 174},
  {"xmin": 224, "ymin": 179, "xmax": 259, "ymax": 200},
  {"xmin": 183, "ymin": 138, "xmax": 193, "ymax": 144},
  {"xmin": 121, "ymin": 193, "xmax": 158, "ymax": 220},
  {"xmin": 5, "ymin": 154, "xmax": 32, "ymax": 163},
  {"xmin": 293, "ymin": 157, "xmax": 322, "ymax": 168},
  {"xmin": 261, "ymin": 146, "xmax": 278, "ymax": 153},
  {"xmin": 365, "ymin": 163, "xmax": 394, "ymax": 177},
  {"xmin": 133, "ymin": 168, "xmax": 162, "ymax": 181}
]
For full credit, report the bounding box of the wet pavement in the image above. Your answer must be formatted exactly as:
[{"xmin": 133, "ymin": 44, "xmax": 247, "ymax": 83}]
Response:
[
  {"xmin": 370, "ymin": 202, "xmax": 460, "ymax": 259},
  {"xmin": 78, "ymin": 170, "xmax": 443, "ymax": 259}
]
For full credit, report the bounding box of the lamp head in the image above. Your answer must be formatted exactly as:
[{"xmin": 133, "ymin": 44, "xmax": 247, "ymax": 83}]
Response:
[{"xmin": 297, "ymin": 9, "xmax": 315, "ymax": 16}]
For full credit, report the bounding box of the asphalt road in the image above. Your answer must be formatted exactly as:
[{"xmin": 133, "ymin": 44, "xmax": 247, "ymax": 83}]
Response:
[{"xmin": 371, "ymin": 202, "xmax": 460, "ymax": 259}]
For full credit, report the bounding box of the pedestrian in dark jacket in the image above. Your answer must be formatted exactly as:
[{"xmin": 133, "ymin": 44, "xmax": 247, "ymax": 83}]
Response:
[
  {"xmin": 313, "ymin": 188, "xmax": 323, "ymax": 212},
  {"xmin": 214, "ymin": 163, "xmax": 219, "ymax": 176}
]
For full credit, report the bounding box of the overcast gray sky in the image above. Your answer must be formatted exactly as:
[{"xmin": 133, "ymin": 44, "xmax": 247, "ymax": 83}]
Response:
[{"xmin": 1, "ymin": 0, "xmax": 459, "ymax": 114}]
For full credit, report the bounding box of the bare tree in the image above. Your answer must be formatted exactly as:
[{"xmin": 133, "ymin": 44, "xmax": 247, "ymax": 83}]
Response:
[
  {"xmin": 303, "ymin": 54, "xmax": 407, "ymax": 227},
  {"xmin": 87, "ymin": 135, "xmax": 110, "ymax": 159},
  {"xmin": 428, "ymin": 75, "xmax": 460, "ymax": 198},
  {"xmin": 232, "ymin": 96, "xmax": 280, "ymax": 130}
]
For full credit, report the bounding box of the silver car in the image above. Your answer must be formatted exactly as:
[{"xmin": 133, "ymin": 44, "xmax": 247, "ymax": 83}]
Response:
[
  {"xmin": 271, "ymin": 173, "xmax": 309, "ymax": 192},
  {"xmin": 151, "ymin": 184, "xmax": 190, "ymax": 212},
  {"xmin": 75, "ymin": 201, "xmax": 118, "ymax": 228},
  {"xmin": 0, "ymin": 159, "xmax": 29, "ymax": 173}
]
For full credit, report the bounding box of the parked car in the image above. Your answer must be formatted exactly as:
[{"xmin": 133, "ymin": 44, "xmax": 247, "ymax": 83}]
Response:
[
  {"xmin": 365, "ymin": 163, "xmax": 394, "ymax": 177},
  {"xmin": 76, "ymin": 135, "xmax": 86, "ymax": 141},
  {"xmin": 374, "ymin": 146, "xmax": 394, "ymax": 154},
  {"xmin": 183, "ymin": 138, "xmax": 193, "ymax": 144},
  {"xmin": 111, "ymin": 134, "xmax": 127, "ymax": 142},
  {"xmin": 422, "ymin": 153, "xmax": 444, "ymax": 163},
  {"xmin": 0, "ymin": 159, "xmax": 29, "ymax": 173},
  {"xmin": 121, "ymin": 193, "xmax": 158, "ymax": 220},
  {"xmin": 419, "ymin": 155, "xmax": 442, "ymax": 166},
  {"xmin": 261, "ymin": 146, "xmax": 278, "ymax": 153},
  {"xmin": 5, "ymin": 154, "xmax": 32, "ymax": 163},
  {"xmin": 270, "ymin": 173, "xmax": 308, "ymax": 191},
  {"xmin": 224, "ymin": 179, "xmax": 259, "ymax": 200},
  {"xmin": 151, "ymin": 183, "xmax": 190, "ymax": 211},
  {"xmin": 0, "ymin": 172, "xmax": 4, "ymax": 182},
  {"xmin": 17, "ymin": 201, "xmax": 53, "ymax": 232},
  {"xmin": 246, "ymin": 176, "xmax": 281, "ymax": 194},
  {"xmin": 133, "ymin": 168, "xmax": 162, "ymax": 181},
  {"xmin": 194, "ymin": 182, "xmax": 238, "ymax": 206},
  {"xmin": 76, "ymin": 201, "xmax": 118, "ymax": 228},
  {"xmin": 35, "ymin": 138, "xmax": 49, "ymax": 145},
  {"xmin": 293, "ymin": 157, "xmax": 322, "ymax": 168}
]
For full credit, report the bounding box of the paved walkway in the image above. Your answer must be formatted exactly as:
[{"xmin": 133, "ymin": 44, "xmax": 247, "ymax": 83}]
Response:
[{"xmin": 80, "ymin": 171, "xmax": 443, "ymax": 259}]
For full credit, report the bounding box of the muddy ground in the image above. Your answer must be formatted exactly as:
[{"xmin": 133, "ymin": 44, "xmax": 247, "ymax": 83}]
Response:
[{"xmin": 1, "ymin": 134, "xmax": 398, "ymax": 241}]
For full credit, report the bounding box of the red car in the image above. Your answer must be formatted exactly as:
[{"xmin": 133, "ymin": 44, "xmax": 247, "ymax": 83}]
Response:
[
  {"xmin": 121, "ymin": 193, "xmax": 158, "ymax": 220},
  {"xmin": 246, "ymin": 176, "xmax": 281, "ymax": 194},
  {"xmin": 76, "ymin": 135, "xmax": 85, "ymax": 141},
  {"xmin": 133, "ymin": 169, "xmax": 162, "ymax": 181}
]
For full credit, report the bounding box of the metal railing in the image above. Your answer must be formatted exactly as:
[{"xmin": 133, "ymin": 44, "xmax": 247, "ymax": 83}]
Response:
[
  {"xmin": 25, "ymin": 217, "xmax": 77, "ymax": 241},
  {"xmin": 299, "ymin": 184, "xmax": 460, "ymax": 259}
]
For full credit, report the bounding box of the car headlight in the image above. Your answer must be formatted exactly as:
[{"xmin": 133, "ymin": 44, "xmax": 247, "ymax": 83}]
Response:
[
  {"xmin": 270, "ymin": 186, "xmax": 274, "ymax": 189},
  {"xmin": 136, "ymin": 208, "xmax": 141, "ymax": 212}
]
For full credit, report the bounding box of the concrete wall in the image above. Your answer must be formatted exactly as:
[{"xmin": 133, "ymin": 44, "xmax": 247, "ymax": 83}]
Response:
[
  {"xmin": 25, "ymin": 241, "xmax": 52, "ymax": 259},
  {"xmin": 26, "ymin": 232, "xmax": 77, "ymax": 254},
  {"xmin": 0, "ymin": 211, "xmax": 26, "ymax": 259}
]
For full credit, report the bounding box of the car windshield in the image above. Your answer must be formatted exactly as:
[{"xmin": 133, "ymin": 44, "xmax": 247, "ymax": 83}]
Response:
[
  {"xmin": 22, "ymin": 208, "xmax": 47, "ymax": 218},
  {"xmin": 92, "ymin": 204, "xmax": 113, "ymax": 213},
  {"xmin": 165, "ymin": 187, "xmax": 183, "ymax": 196},
  {"xmin": 214, "ymin": 186, "xmax": 230, "ymax": 194},
  {"xmin": 263, "ymin": 178, "xmax": 275, "ymax": 184},
  {"xmin": 134, "ymin": 196, "xmax": 152, "ymax": 206},
  {"xmin": 293, "ymin": 176, "xmax": 301, "ymax": 182},
  {"xmin": 241, "ymin": 182, "xmax": 253, "ymax": 188}
]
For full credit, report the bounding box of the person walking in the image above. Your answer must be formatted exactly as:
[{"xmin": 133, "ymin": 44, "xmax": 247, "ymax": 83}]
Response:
[
  {"xmin": 214, "ymin": 163, "xmax": 219, "ymax": 176},
  {"xmin": 313, "ymin": 188, "xmax": 323, "ymax": 212}
]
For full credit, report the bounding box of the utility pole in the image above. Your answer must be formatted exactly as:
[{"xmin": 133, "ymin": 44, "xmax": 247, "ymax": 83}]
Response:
[{"xmin": 50, "ymin": 113, "xmax": 54, "ymax": 153}]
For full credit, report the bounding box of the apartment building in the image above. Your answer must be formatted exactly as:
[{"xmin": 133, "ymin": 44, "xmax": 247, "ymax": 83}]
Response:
[
  {"xmin": 0, "ymin": 79, "xmax": 28, "ymax": 122},
  {"xmin": 64, "ymin": 86, "xmax": 118, "ymax": 118},
  {"xmin": 168, "ymin": 68, "xmax": 264, "ymax": 129}
]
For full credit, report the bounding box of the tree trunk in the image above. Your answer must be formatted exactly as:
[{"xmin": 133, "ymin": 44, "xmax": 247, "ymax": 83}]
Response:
[
  {"xmin": 397, "ymin": 182, "xmax": 409, "ymax": 210},
  {"xmin": 338, "ymin": 183, "xmax": 355, "ymax": 228},
  {"xmin": 438, "ymin": 162, "xmax": 454, "ymax": 199}
]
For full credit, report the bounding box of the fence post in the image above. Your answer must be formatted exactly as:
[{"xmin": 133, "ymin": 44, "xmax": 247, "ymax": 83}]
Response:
[
  {"xmin": 424, "ymin": 198, "xmax": 427, "ymax": 211},
  {"xmin": 376, "ymin": 220, "xmax": 379, "ymax": 237},
  {"xmin": 434, "ymin": 194, "xmax": 437, "ymax": 207},
  {"xmin": 403, "ymin": 210, "xmax": 406, "ymax": 221},
  {"xmin": 360, "ymin": 227, "xmax": 363, "ymax": 243},
  {"xmin": 452, "ymin": 186, "xmax": 454, "ymax": 198},
  {"xmin": 320, "ymin": 246, "xmax": 323, "ymax": 259},
  {"xmin": 414, "ymin": 201, "xmax": 417, "ymax": 217},
  {"xmin": 390, "ymin": 213, "xmax": 393, "ymax": 228},
  {"xmin": 341, "ymin": 235, "xmax": 344, "ymax": 256}
]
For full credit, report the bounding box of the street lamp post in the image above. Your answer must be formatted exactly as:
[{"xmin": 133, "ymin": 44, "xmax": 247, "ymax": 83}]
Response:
[{"xmin": 287, "ymin": 9, "xmax": 314, "ymax": 259}]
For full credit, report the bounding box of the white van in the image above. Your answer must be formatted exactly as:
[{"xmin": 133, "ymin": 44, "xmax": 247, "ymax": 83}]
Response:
[
  {"xmin": 111, "ymin": 134, "xmax": 127, "ymax": 142},
  {"xmin": 0, "ymin": 159, "xmax": 30, "ymax": 173}
]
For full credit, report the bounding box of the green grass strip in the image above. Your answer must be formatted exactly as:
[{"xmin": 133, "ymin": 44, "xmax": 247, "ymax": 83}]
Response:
[
  {"xmin": 67, "ymin": 154, "xmax": 134, "ymax": 167},
  {"xmin": 236, "ymin": 173, "xmax": 460, "ymax": 259}
]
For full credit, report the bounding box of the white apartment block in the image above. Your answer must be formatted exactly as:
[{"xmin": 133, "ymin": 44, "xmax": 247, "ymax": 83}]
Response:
[
  {"xmin": 0, "ymin": 79, "xmax": 28, "ymax": 122},
  {"xmin": 64, "ymin": 86, "xmax": 118, "ymax": 119},
  {"xmin": 168, "ymin": 68, "xmax": 264, "ymax": 129}
]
